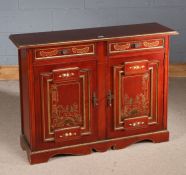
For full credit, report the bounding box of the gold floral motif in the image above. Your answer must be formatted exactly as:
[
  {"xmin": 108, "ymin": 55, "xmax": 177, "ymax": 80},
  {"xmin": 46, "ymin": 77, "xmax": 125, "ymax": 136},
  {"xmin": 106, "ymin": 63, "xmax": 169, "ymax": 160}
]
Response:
[
  {"xmin": 113, "ymin": 43, "xmax": 130, "ymax": 51},
  {"xmin": 51, "ymin": 103, "xmax": 82, "ymax": 130},
  {"xmin": 40, "ymin": 49, "xmax": 58, "ymax": 57},
  {"xmin": 129, "ymin": 121, "xmax": 145, "ymax": 126},
  {"xmin": 72, "ymin": 47, "xmax": 90, "ymax": 54},
  {"xmin": 129, "ymin": 65, "xmax": 145, "ymax": 70},
  {"xmin": 121, "ymin": 73, "xmax": 149, "ymax": 120},
  {"xmin": 50, "ymin": 84, "xmax": 82, "ymax": 131},
  {"xmin": 58, "ymin": 72, "xmax": 75, "ymax": 78},
  {"xmin": 143, "ymin": 40, "xmax": 160, "ymax": 48},
  {"xmin": 51, "ymin": 85, "xmax": 58, "ymax": 106}
]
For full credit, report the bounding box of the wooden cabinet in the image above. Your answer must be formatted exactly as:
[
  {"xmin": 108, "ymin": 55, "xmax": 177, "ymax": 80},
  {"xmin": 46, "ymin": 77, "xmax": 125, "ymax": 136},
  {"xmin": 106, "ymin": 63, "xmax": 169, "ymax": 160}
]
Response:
[{"xmin": 9, "ymin": 23, "xmax": 178, "ymax": 164}]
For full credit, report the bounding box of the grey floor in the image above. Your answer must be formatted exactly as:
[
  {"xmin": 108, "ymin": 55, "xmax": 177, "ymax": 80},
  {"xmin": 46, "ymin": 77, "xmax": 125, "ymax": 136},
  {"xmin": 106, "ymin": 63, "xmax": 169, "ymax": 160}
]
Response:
[{"xmin": 0, "ymin": 78, "xmax": 186, "ymax": 175}]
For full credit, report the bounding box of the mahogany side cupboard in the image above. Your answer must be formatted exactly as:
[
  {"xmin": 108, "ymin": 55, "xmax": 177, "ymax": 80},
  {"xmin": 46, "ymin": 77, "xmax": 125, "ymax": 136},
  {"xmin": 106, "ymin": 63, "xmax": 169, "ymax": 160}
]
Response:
[{"xmin": 10, "ymin": 23, "xmax": 178, "ymax": 164}]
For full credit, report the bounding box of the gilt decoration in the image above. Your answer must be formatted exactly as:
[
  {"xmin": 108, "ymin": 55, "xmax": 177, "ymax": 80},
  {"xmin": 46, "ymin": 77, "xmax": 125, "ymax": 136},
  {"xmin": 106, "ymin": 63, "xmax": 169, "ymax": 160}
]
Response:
[
  {"xmin": 121, "ymin": 73, "xmax": 150, "ymax": 120},
  {"xmin": 50, "ymin": 85, "xmax": 82, "ymax": 131}
]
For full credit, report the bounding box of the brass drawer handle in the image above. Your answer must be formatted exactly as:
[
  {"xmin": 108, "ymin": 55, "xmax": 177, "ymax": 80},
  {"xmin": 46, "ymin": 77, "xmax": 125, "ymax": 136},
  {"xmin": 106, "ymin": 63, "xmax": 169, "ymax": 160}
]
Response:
[
  {"xmin": 59, "ymin": 49, "xmax": 70, "ymax": 55},
  {"xmin": 131, "ymin": 43, "xmax": 141, "ymax": 49}
]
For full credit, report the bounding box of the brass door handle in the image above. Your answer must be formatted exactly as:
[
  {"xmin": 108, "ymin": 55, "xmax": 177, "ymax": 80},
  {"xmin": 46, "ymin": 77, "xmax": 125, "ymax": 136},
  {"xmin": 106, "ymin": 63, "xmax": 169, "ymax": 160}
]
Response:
[
  {"xmin": 107, "ymin": 90, "xmax": 114, "ymax": 107},
  {"xmin": 92, "ymin": 92, "xmax": 98, "ymax": 107}
]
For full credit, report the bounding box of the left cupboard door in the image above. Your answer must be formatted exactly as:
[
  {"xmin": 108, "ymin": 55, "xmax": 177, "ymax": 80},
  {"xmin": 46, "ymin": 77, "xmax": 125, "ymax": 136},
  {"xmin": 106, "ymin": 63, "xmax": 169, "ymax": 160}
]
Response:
[{"xmin": 34, "ymin": 61, "xmax": 98, "ymax": 148}]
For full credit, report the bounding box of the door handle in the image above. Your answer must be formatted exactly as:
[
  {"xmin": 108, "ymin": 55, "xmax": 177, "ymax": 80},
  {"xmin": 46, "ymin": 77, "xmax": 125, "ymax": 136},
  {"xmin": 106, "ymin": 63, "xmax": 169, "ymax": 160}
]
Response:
[
  {"xmin": 107, "ymin": 90, "xmax": 114, "ymax": 107},
  {"xmin": 92, "ymin": 92, "xmax": 98, "ymax": 107}
]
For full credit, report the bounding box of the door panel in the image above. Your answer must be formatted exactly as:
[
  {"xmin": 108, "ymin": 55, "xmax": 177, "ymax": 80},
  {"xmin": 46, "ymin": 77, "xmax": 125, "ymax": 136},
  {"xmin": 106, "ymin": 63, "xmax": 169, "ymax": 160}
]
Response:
[
  {"xmin": 41, "ymin": 67, "xmax": 92, "ymax": 142},
  {"xmin": 107, "ymin": 54, "xmax": 164, "ymax": 138},
  {"xmin": 34, "ymin": 61, "xmax": 97, "ymax": 148}
]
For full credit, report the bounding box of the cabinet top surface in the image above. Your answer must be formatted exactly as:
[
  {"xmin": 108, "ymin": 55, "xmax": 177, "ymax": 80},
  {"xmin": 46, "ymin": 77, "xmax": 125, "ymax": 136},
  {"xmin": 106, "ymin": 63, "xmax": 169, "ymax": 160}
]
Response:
[{"xmin": 9, "ymin": 23, "xmax": 178, "ymax": 48}]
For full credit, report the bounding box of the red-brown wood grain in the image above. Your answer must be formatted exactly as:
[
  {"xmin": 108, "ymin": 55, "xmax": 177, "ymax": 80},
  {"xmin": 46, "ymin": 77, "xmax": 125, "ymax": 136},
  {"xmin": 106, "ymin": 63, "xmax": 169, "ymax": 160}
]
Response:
[{"xmin": 10, "ymin": 23, "xmax": 178, "ymax": 164}]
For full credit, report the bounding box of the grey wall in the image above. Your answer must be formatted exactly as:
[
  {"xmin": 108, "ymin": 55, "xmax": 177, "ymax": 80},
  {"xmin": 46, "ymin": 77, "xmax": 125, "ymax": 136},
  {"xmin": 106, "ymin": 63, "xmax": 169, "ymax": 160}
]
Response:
[{"xmin": 0, "ymin": 0, "xmax": 185, "ymax": 64}]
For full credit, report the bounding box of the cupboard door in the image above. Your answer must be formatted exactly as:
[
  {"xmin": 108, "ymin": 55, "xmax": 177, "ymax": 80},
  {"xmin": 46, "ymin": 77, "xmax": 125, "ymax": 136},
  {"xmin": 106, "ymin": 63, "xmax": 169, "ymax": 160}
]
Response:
[
  {"xmin": 38, "ymin": 63, "xmax": 97, "ymax": 143},
  {"xmin": 107, "ymin": 56, "xmax": 164, "ymax": 138}
]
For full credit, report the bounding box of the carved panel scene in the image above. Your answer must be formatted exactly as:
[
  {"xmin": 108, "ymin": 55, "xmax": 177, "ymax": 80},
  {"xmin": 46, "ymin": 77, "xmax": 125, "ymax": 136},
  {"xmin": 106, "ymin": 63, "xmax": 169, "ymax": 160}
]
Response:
[{"xmin": 121, "ymin": 73, "xmax": 150, "ymax": 120}]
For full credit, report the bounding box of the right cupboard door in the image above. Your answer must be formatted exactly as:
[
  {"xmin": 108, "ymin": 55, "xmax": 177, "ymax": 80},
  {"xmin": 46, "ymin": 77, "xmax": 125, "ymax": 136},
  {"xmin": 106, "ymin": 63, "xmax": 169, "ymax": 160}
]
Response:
[{"xmin": 107, "ymin": 53, "xmax": 164, "ymax": 138}]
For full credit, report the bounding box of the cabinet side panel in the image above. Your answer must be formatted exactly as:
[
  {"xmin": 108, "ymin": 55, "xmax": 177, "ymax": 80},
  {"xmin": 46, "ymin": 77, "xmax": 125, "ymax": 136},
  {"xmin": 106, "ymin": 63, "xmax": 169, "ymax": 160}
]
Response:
[
  {"xmin": 163, "ymin": 35, "xmax": 170, "ymax": 129},
  {"xmin": 19, "ymin": 49, "xmax": 31, "ymax": 144}
]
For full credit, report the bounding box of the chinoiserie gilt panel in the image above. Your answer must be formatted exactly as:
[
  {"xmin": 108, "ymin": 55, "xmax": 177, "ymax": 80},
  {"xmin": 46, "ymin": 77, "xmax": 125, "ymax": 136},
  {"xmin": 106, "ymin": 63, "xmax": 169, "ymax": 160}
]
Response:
[
  {"xmin": 113, "ymin": 60, "xmax": 159, "ymax": 130},
  {"xmin": 40, "ymin": 67, "xmax": 91, "ymax": 142}
]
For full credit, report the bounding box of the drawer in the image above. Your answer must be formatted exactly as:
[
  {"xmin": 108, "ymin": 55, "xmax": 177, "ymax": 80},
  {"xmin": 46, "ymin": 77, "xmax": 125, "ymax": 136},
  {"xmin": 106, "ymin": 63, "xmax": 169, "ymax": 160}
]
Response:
[
  {"xmin": 108, "ymin": 38, "xmax": 164, "ymax": 54},
  {"xmin": 35, "ymin": 43, "xmax": 95, "ymax": 59}
]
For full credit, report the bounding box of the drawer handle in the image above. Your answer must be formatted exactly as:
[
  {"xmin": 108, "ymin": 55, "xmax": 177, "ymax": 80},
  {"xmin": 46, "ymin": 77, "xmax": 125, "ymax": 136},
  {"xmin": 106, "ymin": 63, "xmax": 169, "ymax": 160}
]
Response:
[
  {"xmin": 59, "ymin": 49, "xmax": 70, "ymax": 55},
  {"xmin": 131, "ymin": 43, "xmax": 141, "ymax": 49}
]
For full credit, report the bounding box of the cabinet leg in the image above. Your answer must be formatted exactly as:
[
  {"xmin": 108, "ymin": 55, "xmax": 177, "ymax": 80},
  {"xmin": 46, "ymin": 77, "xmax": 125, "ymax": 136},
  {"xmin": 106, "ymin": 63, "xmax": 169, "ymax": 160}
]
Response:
[
  {"xmin": 20, "ymin": 135, "xmax": 50, "ymax": 164},
  {"xmin": 152, "ymin": 130, "xmax": 169, "ymax": 143},
  {"xmin": 28, "ymin": 148, "xmax": 92, "ymax": 164},
  {"xmin": 28, "ymin": 153, "xmax": 50, "ymax": 164}
]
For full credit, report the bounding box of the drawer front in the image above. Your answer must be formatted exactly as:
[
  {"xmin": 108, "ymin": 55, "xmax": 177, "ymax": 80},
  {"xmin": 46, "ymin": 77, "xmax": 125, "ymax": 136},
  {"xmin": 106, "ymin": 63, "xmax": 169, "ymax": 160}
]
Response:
[
  {"xmin": 108, "ymin": 38, "xmax": 164, "ymax": 54},
  {"xmin": 35, "ymin": 44, "xmax": 95, "ymax": 59}
]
